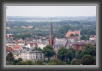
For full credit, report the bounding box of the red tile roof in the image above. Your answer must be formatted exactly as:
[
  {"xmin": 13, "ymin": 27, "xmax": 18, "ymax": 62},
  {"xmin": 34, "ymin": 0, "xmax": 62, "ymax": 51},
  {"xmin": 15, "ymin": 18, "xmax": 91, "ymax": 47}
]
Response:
[
  {"xmin": 90, "ymin": 35, "xmax": 96, "ymax": 39},
  {"xmin": 13, "ymin": 44, "xmax": 20, "ymax": 50},
  {"xmin": 94, "ymin": 35, "xmax": 96, "ymax": 39},
  {"xmin": 30, "ymin": 43, "xmax": 38, "ymax": 47},
  {"xmin": 65, "ymin": 30, "xmax": 80, "ymax": 37},
  {"xmin": 6, "ymin": 46, "xmax": 13, "ymax": 52}
]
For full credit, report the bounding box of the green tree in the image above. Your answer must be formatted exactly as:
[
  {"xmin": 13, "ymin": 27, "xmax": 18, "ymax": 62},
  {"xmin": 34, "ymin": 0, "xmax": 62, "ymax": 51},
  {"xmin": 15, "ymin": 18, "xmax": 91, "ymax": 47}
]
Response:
[
  {"xmin": 32, "ymin": 47, "xmax": 42, "ymax": 52},
  {"xmin": 58, "ymin": 47, "xmax": 76, "ymax": 62},
  {"xmin": 58, "ymin": 24, "xmax": 71, "ymax": 37},
  {"xmin": 6, "ymin": 52, "xmax": 14, "ymax": 64},
  {"xmin": 71, "ymin": 59, "xmax": 80, "ymax": 65},
  {"xmin": 18, "ymin": 58, "xmax": 22, "ymax": 62},
  {"xmin": 80, "ymin": 35, "xmax": 86, "ymax": 40},
  {"xmin": 76, "ymin": 44, "xmax": 96, "ymax": 59},
  {"xmin": 84, "ymin": 44, "xmax": 96, "ymax": 56},
  {"xmin": 93, "ymin": 56, "xmax": 96, "ymax": 65},
  {"xmin": 87, "ymin": 29, "xmax": 96, "ymax": 35},
  {"xmin": 76, "ymin": 50, "xmax": 82, "ymax": 59},
  {"xmin": 43, "ymin": 45, "xmax": 55, "ymax": 61},
  {"xmin": 19, "ymin": 60, "xmax": 35, "ymax": 65},
  {"xmin": 81, "ymin": 55, "xmax": 94, "ymax": 65},
  {"xmin": 13, "ymin": 59, "xmax": 19, "ymax": 65},
  {"xmin": 57, "ymin": 47, "xmax": 75, "ymax": 62},
  {"xmin": 57, "ymin": 47, "xmax": 68, "ymax": 62},
  {"xmin": 68, "ymin": 48, "xmax": 76, "ymax": 60},
  {"xmin": 48, "ymin": 59, "xmax": 66, "ymax": 65},
  {"xmin": 13, "ymin": 58, "xmax": 22, "ymax": 65},
  {"xmin": 35, "ymin": 60, "xmax": 44, "ymax": 65}
]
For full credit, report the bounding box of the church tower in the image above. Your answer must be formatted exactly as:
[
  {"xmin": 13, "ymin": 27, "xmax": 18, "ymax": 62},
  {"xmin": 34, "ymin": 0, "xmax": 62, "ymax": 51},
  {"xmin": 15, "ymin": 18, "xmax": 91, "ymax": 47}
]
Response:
[{"xmin": 49, "ymin": 21, "xmax": 54, "ymax": 46}]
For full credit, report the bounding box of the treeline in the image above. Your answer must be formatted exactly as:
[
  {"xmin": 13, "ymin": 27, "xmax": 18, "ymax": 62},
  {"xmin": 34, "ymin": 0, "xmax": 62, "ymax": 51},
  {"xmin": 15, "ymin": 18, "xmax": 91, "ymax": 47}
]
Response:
[
  {"xmin": 6, "ymin": 44, "xmax": 96, "ymax": 65},
  {"xmin": 7, "ymin": 16, "xmax": 96, "ymax": 21},
  {"xmin": 6, "ymin": 18, "xmax": 96, "ymax": 39}
]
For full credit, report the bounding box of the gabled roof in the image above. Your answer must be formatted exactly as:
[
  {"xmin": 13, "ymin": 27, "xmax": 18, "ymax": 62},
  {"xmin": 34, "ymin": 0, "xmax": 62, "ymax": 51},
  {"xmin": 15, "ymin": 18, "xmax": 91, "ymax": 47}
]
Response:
[
  {"xmin": 13, "ymin": 44, "xmax": 20, "ymax": 50},
  {"xmin": 72, "ymin": 42, "xmax": 86, "ymax": 46},
  {"xmin": 6, "ymin": 46, "xmax": 13, "ymax": 52},
  {"xmin": 65, "ymin": 30, "xmax": 74, "ymax": 37},
  {"xmin": 65, "ymin": 30, "xmax": 80, "ymax": 38},
  {"xmin": 54, "ymin": 38, "xmax": 67, "ymax": 47},
  {"xmin": 90, "ymin": 35, "xmax": 96, "ymax": 39},
  {"xmin": 30, "ymin": 42, "xmax": 38, "ymax": 47}
]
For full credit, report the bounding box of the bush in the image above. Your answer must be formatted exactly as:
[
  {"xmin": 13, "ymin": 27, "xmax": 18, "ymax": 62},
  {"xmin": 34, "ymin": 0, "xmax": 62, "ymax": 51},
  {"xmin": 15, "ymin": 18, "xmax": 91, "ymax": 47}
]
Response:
[
  {"xmin": 71, "ymin": 59, "xmax": 80, "ymax": 65},
  {"xmin": 81, "ymin": 55, "xmax": 94, "ymax": 65}
]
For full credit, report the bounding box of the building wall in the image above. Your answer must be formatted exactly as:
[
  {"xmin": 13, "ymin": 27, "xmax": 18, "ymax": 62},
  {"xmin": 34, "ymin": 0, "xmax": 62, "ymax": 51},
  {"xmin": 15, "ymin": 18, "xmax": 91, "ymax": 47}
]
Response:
[
  {"xmin": 20, "ymin": 52, "xmax": 44, "ymax": 61},
  {"xmin": 72, "ymin": 45, "xmax": 85, "ymax": 50}
]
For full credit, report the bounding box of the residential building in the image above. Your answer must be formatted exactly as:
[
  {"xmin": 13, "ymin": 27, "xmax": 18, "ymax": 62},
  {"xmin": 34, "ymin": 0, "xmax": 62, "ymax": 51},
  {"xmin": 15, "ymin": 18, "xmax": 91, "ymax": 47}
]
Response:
[
  {"xmin": 20, "ymin": 49, "xmax": 44, "ymax": 61},
  {"xmin": 89, "ymin": 35, "xmax": 96, "ymax": 41},
  {"xmin": 72, "ymin": 42, "xmax": 86, "ymax": 50}
]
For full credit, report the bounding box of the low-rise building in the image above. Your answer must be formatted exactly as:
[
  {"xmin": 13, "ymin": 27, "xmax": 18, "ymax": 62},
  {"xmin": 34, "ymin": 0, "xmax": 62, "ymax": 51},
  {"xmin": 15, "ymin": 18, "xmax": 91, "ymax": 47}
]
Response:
[
  {"xmin": 72, "ymin": 42, "xmax": 86, "ymax": 50},
  {"xmin": 6, "ymin": 46, "xmax": 13, "ymax": 54},
  {"xmin": 89, "ymin": 35, "xmax": 96, "ymax": 41},
  {"xmin": 13, "ymin": 44, "xmax": 21, "ymax": 51}
]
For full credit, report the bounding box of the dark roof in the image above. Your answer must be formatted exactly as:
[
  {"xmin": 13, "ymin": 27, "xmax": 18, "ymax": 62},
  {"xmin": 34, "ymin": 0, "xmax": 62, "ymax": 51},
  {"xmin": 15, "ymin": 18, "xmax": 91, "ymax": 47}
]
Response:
[
  {"xmin": 54, "ymin": 39, "xmax": 67, "ymax": 46},
  {"xmin": 72, "ymin": 42, "xmax": 86, "ymax": 46}
]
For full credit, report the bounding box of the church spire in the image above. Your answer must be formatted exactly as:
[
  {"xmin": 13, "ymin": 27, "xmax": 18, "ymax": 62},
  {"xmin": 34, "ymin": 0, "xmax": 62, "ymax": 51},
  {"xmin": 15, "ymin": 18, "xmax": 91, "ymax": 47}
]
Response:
[
  {"xmin": 50, "ymin": 20, "xmax": 53, "ymax": 39},
  {"xmin": 49, "ymin": 20, "xmax": 54, "ymax": 46}
]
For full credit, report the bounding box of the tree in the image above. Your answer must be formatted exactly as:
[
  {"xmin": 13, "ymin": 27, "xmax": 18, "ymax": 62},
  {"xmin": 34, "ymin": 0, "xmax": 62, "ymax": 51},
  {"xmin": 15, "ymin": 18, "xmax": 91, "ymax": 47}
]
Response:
[
  {"xmin": 13, "ymin": 58, "xmax": 23, "ymax": 65},
  {"xmin": 71, "ymin": 59, "xmax": 80, "ymax": 65},
  {"xmin": 68, "ymin": 48, "xmax": 76, "ymax": 60},
  {"xmin": 84, "ymin": 44, "xmax": 96, "ymax": 57},
  {"xmin": 80, "ymin": 29, "xmax": 88, "ymax": 35},
  {"xmin": 93, "ymin": 56, "xmax": 96, "ymax": 65},
  {"xmin": 48, "ymin": 59, "xmax": 66, "ymax": 65},
  {"xmin": 58, "ymin": 47, "xmax": 76, "ymax": 62},
  {"xmin": 80, "ymin": 35, "xmax": 86, "ymax": 40},
  {"xmin": 58, "ymin": 24, "xmax": 71, "ymax": 37},
  {"xmin": 32, "ymin": 47, "xmax": 42, "ymax": 52},
  {"xmin": 76, "ymin": 44, "xmax": 96, "ymax": 59},
  {"xmin": 19, "ymin": 60, "xmax": 35, "ymax": 65},
  {"xmin": 43, "ymin": 45, "xmax": 55, "ymax": 61},
  {"xmin": 6, "ymin": 52, "xmax": 14, "ymax": 64},
  {"xmin": 57, "ymin": 47, "xmax": 68, "ymax": 62},
  {"xmin": 87, "ymin": 29, "xmax": 96, "ymax": 35},
  {"xmin": 18, "ymin": 58, "xmax": 22, "ymax": 62},
  {"xmin": 13, "ymin": 59, "xmax": 20, "ymax": 65},
  {"xmin": 35, "ymin": 60, "xmax": 44, "ymax": 65},
  {"xmin": 81, "ymin": 55, "xmax": 94, "ymax": 65},
  {"xmin": 76, "ymin": 50, "xmax": 82, "ymax": 59}
]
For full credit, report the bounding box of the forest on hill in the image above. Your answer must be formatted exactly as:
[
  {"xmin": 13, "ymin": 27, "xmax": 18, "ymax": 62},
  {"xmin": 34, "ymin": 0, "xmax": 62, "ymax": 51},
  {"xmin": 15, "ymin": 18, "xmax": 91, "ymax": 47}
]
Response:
[{"xmin": 6, "ymin": 16, "xmax": 96, "ymax": 39}]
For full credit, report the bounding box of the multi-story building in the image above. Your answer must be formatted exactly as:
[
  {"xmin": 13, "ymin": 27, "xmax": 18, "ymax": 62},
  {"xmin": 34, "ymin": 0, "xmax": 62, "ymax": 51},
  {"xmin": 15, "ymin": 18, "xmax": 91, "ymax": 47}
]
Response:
[{"xmin": 20, "ymin": 50, "xmax": 44, "ymax": 61}]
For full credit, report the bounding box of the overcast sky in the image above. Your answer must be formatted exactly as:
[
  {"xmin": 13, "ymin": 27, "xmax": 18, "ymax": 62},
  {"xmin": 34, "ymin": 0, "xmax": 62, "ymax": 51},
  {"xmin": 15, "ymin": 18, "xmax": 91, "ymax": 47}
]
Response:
[{"xmin": 6, "ymin": 6, "xmax": 96, "ymax": 17}]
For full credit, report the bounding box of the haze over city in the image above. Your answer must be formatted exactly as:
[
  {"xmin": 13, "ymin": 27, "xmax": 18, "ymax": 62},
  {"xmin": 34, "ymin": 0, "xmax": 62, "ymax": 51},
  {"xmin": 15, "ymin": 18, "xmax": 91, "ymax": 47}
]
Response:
[{"xmin": 6, "ymin": 6, "xmax": 96, "ymax": 17}]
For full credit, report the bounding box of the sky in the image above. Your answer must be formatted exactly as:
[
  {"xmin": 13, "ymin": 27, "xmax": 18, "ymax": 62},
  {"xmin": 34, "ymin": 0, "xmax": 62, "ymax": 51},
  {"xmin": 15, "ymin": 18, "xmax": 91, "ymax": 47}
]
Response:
[{"xmin": 6, "ymin": 6, "xmax": 96, "ymax": 17}]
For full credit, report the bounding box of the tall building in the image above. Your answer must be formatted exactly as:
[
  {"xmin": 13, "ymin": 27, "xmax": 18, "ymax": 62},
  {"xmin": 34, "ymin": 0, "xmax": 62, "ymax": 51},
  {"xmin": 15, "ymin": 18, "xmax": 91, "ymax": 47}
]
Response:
[{"xmin": 49, "ymin": 21, "xmax": 54, "ymax": 46}]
